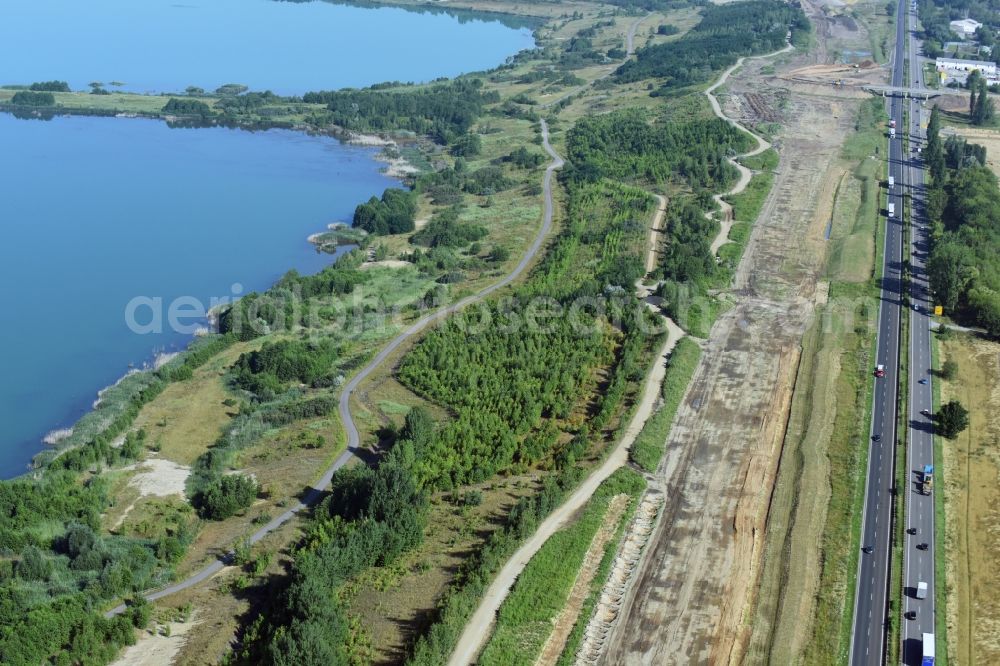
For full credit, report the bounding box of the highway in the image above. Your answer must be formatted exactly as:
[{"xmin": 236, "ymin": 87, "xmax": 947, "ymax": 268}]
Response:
[
  {"xmin": 848, "ymin": 0, "xmax": 907, "ymax": 661},
  {"xmin": 850, "ymin": 0, "xmax": 939, "ymax": 662},
  {"xmin": 900, "ymin": 1, "xmax": 938, "ymax": 662}
]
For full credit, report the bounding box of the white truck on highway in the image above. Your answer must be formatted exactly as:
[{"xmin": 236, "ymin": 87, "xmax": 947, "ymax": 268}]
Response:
[
  {"xmin": 889, "ymin": 202, "xmax": 896, "ymax": 218},
  {"xmin": 888, "ymin": 175, "xmax": 895, "ymax": 189},
  {"xmin": 916, "ymin": 580, "xmax": 928, "ymax": 599},
  {"xmin": 890, "ymin": 127, "xmax": 896, "ymax": 139},
  {"xmin": 922, "ymin": 632, "xmax": 935, "ymax": 666}
]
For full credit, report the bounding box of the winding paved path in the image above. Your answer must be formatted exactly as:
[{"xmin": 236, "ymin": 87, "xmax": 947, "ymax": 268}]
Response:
[
  {"xmin": 704, "ymin": 44, "xmax": 793, "ymax": 256},
  {"xmin": 107, "ymin": 119, "xmax": 564, "ymax": 617}
]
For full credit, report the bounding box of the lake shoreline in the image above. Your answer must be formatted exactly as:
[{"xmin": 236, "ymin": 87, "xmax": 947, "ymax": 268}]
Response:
[
  {"xmin": 2, "ymin": 110, "xmax": 408, "ymax": 478},
  {"xmin": 1, "ymin": 0, "xmax": 534, "ymax": 477}
]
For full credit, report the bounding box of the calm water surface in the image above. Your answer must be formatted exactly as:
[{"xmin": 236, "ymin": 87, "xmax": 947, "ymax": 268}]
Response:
[
  {"xmin": 0, "ymin": 0, "xmax": 535, "ymax": 94},
  {"xmin": 0, "ymin": 113, "xmax": 398, "ymax": 476}
]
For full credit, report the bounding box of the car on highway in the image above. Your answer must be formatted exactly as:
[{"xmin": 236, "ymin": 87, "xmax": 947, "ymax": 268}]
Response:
[
  {"xmin": 907, "ymin": 527, "xmax": 918, "ymax": 535},
  {"xmin": 917, "ymin": 542, "xmax": 929, "ymax": 550},
  {"xmin": 873, "ymin": 434, "xmax": 882, "ymax": 442},
  {"xmin": 863, "ymin": 545, "xmax": 874, "ymax": 554},
  {"xmin": 919, "ymin": 378, "xmax": 928, "ymax": 384},
  {"xmin": 905, "ymin": 610, "xmax": 917, "ymax": 620},
  {"xmin": 874, "ymin": 364, "xmax": 886, "ymax": 378},
  {"xmin": 921, "ymin": 409, "xmax": 931, "ymax": 416}
]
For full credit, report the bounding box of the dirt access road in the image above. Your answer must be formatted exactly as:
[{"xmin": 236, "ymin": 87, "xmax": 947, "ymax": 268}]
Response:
[
  {"xmin": 446, "ymin": 261, "xmax": 685, "ymax": 666},
  {"xmin": 602, "ymin": 33, "xmax": 857, "ymax": 666}
]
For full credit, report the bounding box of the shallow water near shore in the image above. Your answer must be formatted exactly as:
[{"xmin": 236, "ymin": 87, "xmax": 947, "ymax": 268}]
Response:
[
  {"xmin": 0, "ymin": 112, "xmax": 398, "ymax": 477},
  {"xmin": 0, "ymin": 0, "xmax": 535, "ymax": 95}
]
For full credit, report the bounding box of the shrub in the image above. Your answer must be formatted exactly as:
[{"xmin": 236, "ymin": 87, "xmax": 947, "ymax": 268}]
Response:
[{"xmin": 195, "ymin": 474, "xmax": 259, "ymax": 520}]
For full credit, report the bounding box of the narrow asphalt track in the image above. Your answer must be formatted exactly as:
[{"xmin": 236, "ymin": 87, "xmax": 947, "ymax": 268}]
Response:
[{"xmin": 107, "ymin": 119, "xmax": 564, "ymax": 617}]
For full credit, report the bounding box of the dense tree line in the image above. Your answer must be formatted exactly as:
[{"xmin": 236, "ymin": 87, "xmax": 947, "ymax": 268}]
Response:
[
  {"xmin": 450, "ymin": 132, "xmax": 482, "ymax": 157},
  {"xmin": 565, "ymin": 109, "xmax": 751, "ymax": 191},
  {"xmin": 924, "ymin": 105, "xmax": 1000, "ymax": 335},
  {"xmin": 503, "ymin": 146, "xmax": 546, "ymax": 169},
  {"xmin": 193, "ymin": 474, "xmax": 260, "ymax": 520},
  {"xmin": 29, "ymin": 80, "xmax": 70, "ymax": 92},
  {"xmin": 614, "ymin": 0, "xmax": 809, "ymax": 90},
  {"xmin": 217, "ymin": 90, "xmax": 279, "ymax": 115},
  {"xmin": 162, "ymin": 97, "xmax": 214, "ymax": 118},
  {"xmin": 967, "ymin": 71, "xmax": 995, "ymax": 126},
  {"xmin": 218, "ymin": 259, "xmax": 365, "ymax": 341},
  {"xmin": 10, "ymin": 91, "xmax": 55, "ymax": 106},
  {"xmin": 303, "ymin": 79, "xmax": 499, "ymax": 144},
  {"xmin": 353, "ymin": 187, "xmax": 418, "ymax": 235},
  {"xmin": 660, "ymin": 200, "xmax": 719, "ymax": 282}
]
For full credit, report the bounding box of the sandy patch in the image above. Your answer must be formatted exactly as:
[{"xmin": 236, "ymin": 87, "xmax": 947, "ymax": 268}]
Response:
[
  {"xmin": 360, "ymin": 259, "xmax": 411, "ymax": 270},
  {"xmin": 112, "ymin": 457, "xmax": 191, "ymax": 530},
  {"xmin": 124, "ymin": 457, "xmax": 190, "ymax": 498},
  {"xmin": 111, "ymin": 615, "xmax": 199, "ymax": 666}
]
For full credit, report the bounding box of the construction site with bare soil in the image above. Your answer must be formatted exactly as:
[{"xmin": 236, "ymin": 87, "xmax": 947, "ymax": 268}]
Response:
[{"xmin": 597, "ymin": 1, "xmax": 897, "ymax": 663}]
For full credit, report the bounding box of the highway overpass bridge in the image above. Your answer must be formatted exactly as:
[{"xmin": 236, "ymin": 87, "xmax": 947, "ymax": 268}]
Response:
[{"xmin": 862, "ymin": 84, "xmax": 961, "ymax": 99}]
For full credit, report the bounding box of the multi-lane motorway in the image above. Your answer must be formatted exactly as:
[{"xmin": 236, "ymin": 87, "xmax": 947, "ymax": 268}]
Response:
[
  {"xmin": 901, "ymin": 2, "xmax": 938, "ymax": 662},
  {"xmin": 849, "ymin": 0, "xmax": 907, "ymax": 658},
  {"xmin": 849, "ymin": 0, "xmax": 937, "ymax": 662}
]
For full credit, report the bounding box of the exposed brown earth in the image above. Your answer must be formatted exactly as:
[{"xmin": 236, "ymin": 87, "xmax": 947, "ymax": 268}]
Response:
[{"xmin": 601, "ymin": 18, "xmax": 863, "ymax": 665}]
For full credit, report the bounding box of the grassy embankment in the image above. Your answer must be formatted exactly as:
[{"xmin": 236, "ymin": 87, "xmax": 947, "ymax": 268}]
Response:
[
  {"xmin": 629, "ymin": 337, "xmax": 702, "ymax": 472},
  {"xmin": 476, "ymin": 468, "xmax": 645, "ymax": 665},
  {"xmin": 746, "ymin": 97, "xmax": 886, "ymax": 665}
]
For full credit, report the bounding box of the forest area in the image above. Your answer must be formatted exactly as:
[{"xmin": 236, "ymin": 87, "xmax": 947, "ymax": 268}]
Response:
[
  {"xmin": 924, "ymin": 106, "xmax": 1000, "ymax": 335},
  {"xmin": 614, "ymin": 0, "xmax": 809, "ymax": 92}
]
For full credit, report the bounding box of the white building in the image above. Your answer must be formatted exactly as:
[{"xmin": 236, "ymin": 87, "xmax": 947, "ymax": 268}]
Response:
[
  {"xmin": 936, "ymin": 57, "xmax": 999, "ymax": 85},
  {"xmin": 949, "ymin": 18, "xmax": 983, "ymax": 39}
]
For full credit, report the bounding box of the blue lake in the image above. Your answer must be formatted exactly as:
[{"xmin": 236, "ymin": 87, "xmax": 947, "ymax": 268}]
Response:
[
  {"xmin": 0, "ymin": 0, "xmax": 535, "ymax": 95},
  {"xmin": 0, "ymin": 113, "xmax": 398, "ymax": 477},
  {"xmin": 0, "ymin": 0, "xmax": 533, "ymax": 478}
]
